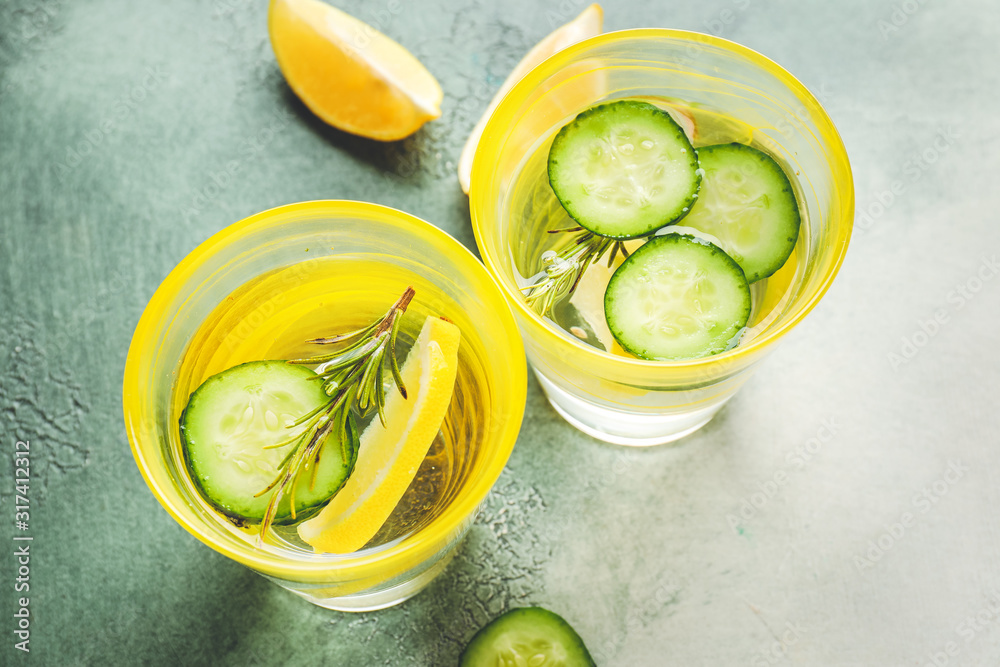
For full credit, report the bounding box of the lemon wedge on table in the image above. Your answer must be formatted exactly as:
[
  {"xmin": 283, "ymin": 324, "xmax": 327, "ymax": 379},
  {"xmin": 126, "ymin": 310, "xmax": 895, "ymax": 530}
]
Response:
[
  {"xmin": 298, "ymin": 316, "xmax": 460, "ymax": 554},
  {"xmin": 458, "ymin": 4, "xmax": 604, "ymax": 194},
  {"xmin": 268, "ymin": 0, "xmax": 443, "ymax": 141}
]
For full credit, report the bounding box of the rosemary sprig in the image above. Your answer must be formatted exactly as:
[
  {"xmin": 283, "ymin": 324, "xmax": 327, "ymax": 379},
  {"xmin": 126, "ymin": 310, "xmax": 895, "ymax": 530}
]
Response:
[
  {"xmin": 520, "ymin": 227, "xmax": 630, "ymax": 316},
  {"xmin": 254, "ymin": 286, "xmax": 415, "ymax": 543}
]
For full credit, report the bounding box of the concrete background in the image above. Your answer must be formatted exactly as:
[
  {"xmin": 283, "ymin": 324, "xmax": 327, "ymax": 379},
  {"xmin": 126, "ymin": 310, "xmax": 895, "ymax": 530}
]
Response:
[{"xmin": 1, "ymin": 0, "xmax": 998, "ymax": 664}]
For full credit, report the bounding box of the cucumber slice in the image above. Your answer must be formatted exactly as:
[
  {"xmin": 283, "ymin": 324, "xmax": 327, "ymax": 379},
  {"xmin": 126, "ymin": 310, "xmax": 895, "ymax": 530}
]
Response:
[
  {"xmin": 605, "ymin": 234, "xmax": 751, "ymax": 360},
  {"xmin": 180, "ymin": 361, "xmax": 354, "ymax": 524},
  {"xmin": 459, "ymin": 607, "xmax": 596, "ymax": 667},
  {"xmin": 677, "ymin": 142, "xmax": 800, "ymax": 282},
  {"xmin": 548, "ymin": 100, "xmax": 701, "ymax": 240}
]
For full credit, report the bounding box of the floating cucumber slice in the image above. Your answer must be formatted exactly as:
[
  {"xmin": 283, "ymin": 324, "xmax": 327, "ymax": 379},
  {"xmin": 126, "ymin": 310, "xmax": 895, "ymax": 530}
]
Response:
[
  {"xmin": 180, "ymin": 360, "xmax": 355, "ymax": 524},
  {"xmin": 548, "ymin": 100, "xmax": 701, "ymax": 239},
  {"xmin": 459, "ymin": 607, "xmax": 596, "ymax": 667},
  {"xmin": 604, "ymin": 234, "xmax": 751, "ymax": 360},
  {"xmin": 677, "ymin": 142, "xmax": 801, "ymax": 282}
]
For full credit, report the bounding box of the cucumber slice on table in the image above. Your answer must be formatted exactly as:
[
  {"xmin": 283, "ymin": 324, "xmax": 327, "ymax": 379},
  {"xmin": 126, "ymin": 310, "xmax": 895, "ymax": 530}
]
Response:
[
  {"xmin": 678, "ymin": 142, "xmax": 801, "ymax": 282},
  {"xmin": 548, "ymin": 100, "xmax": 701, "ymax": 239},
  {"xmin": 605, "ymin": 234, "xmax": 751, "ymax": 361},
  {"xmin": 460, "ymin": 607, "xmax": 596, "ymax": 667},
  {"xmin": 180, "ymin": 361, "xmax": 355, "ymax": 524}
]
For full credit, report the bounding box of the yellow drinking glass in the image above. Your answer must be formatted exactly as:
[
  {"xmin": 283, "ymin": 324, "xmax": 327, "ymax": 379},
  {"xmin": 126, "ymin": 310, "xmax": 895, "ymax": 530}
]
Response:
[
  {"xmin": 470, "ymin": 30, "xmax": 853, "ymax": 446},
  {"xmin": 124, "ymin": 201, "xmax": 526, "ymax": 610}
]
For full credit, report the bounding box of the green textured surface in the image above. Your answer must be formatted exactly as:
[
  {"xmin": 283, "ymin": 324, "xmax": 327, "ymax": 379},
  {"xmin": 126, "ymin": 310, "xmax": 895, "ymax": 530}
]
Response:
[{"xmin": 2, "ymin": 0, "xmax": 1000, "ymax": 665}]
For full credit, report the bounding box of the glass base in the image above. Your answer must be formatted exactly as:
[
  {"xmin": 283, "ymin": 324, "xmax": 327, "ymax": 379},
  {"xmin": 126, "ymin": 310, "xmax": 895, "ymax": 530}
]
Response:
[
  {"xmin": 534, "ymin": 370, "xmax": 728, "ymax": 446},
  {"xmin": 279, "ymin": 549, "xmax": 457, "ymax": 612}
]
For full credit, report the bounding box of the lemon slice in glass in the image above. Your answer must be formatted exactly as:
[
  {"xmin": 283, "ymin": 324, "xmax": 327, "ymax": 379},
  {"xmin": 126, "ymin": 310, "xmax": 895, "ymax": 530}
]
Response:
[{"xmin": 298, "ymin": 316, "xmax": 460, "ymax": 553}]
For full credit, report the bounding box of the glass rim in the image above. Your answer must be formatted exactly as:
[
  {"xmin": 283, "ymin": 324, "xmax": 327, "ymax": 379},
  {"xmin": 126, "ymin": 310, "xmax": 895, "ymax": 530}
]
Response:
[
  {"xmin": 469, "ymin": 28, "xmax": 854, "ymax": 372},
  {"xmin": 123, "ymin": 200, "xmax": 527, "ymax": 581}
]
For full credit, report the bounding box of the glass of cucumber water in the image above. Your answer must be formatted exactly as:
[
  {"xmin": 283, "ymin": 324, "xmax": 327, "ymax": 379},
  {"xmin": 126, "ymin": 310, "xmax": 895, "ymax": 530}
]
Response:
[
  {"xmin": 124, "ymin": 201, "xmax": 526, "ymax": 610},
  {"xmin": 470, "ymin": 30, "xmax": 853, "ymax": 446}
]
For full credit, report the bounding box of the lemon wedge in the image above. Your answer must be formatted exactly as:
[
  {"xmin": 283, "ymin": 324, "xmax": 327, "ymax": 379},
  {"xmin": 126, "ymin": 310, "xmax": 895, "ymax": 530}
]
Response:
[
  {"xmin": 268, "ymin": 0, "xmax": 443, "ymax": 141},
  {"xmin": 458, "ymin": 4, "xmax": 603, "ymax": 193},
  {"xmin": 298, "ymin": 316, "xmax": 460, "ymax": 553}
]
